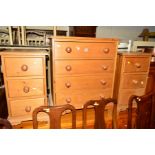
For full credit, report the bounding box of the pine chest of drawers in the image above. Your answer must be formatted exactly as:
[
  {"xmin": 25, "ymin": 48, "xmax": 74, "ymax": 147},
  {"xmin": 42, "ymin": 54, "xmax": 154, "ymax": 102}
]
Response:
[
  {"xmin": 0, "ymin": 49, "xmax": 48, "ymax": 125},
  {"xmin": 51, "ymin": 37, "xmax": 118, "ymax": 109},
  {"xmin": 114, "ymin": 52, "xmax": 151, "ymax": 112}
]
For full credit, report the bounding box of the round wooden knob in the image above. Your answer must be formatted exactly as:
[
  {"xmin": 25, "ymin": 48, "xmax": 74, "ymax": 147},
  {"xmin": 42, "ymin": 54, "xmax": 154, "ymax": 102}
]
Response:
[
  {"xmin": 65, "ymin": 82, "xmax": 71, "ymax": 88},
  {"xmin": 21, "ymin": 64, "xmax": 28, "ymax": 71},
  {"xmin": 132, "ymin": 80, "xmax": 138, "ymax": 84},
  {"xmin": 103, "ymin": 48, "xmax": 110, "ymax": 53},
  {"xmin": 25, "ymin": 106, "xmax": 31, "ymax": 112},
  {"xmin": 65, "ymin": 47, "xmax": 72, "ymax": 53},
  {"xmin": 100, "ymin": 80, "xmax": 107, "ymax": 85},
  {"xmin": 66, "ymin": 98, "xmax": 71, "ymax": 103},
  {"xmin": 135, "ymin": 63, "xmax": 141, "ymax": 68},
  {"xmin": 141, "ymin": 81, "xmax": 144, "ymax": 85},
  {"xmin": 102, "ymin": 65, "xmax": 108, "ymax": 70},
  {"xmin": 65, "ymin": 65, "xmax": 72, "ymax": 71},
  {"xmin": 23, "ymin": 86, "xmax": 30, "ymax": 93}
]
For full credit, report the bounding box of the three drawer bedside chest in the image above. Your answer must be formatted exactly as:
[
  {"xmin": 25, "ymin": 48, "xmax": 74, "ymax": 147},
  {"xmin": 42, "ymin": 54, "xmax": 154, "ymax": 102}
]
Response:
[
  {"xmin": 114, "ymin": 52, "xmax": 151, "ymax": 112},
  {"xmin": 51, "ymin": 37, "xmax": 119, "ymax": 109},
  {"xmin": 0, "ymin": 49, "xmax": 49, "ymax": 125}
]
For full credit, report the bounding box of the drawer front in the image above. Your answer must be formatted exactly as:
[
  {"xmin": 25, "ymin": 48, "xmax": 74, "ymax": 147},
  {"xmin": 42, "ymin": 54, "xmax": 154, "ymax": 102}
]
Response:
[
  {"xmin": 118, "ymin": 89, "xmax": 145, "ymax": 110},
  {"xmin": 121, "ymin": 74, "xmax": 147, "ymax": 89},
  {"xmin": 55, "ymin": 60, "xmax": 114, "ymax": 75},
  {"xmin": 55, "ymin": 74, "xmax": 113, "ymax": 92},
  {"xmin": 55, "ymin": 89, "xmax": 112, "ymax": 109},
  {"xmin": 9, "ymin": 98, "xmax": 45, "ymax": 117},
  {"xmin": 54, "ymin": 42, "xmax": 116, "ymax": 59},
  {"xmin": 7, "ymin": 79, "xmax": 45, "ymax": 98},
  {"xmin": 123, "ymin": 57, "xmax": 150, "ymax": 73},
  {"xmin": 4, "ymin": 57, "xmax": 44, "ymax": 77}
]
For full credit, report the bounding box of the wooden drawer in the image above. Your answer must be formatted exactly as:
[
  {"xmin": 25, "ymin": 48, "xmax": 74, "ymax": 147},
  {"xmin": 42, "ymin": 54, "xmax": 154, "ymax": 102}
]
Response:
[
  {"xmin": 55, "ymin": 89, "xmax": 112, "ymax": 109},
  {"xmin": 4, "ymin": 57, "xmax": 44, "ymax": 77},
  {"xmin": 54, "ymin": 42, "xmax": 116, "ymax": 59},
  {"xmin": 121, "ymin": 74, "xmax": 147, "ymax": 89},
  {"xmin": 55, "ymin": 60, "xmax": 114, "ymax": 75},
  {"xmin": 118, "ymin": 89, "xmax": 145, "ymax": 110},
  {"xmin": 123, "ymin": 57, "xmax": 150, "ymax": 73},
  {"xmin": 55, "ymin": 74, "xmax": 113, "ymax": 92},
  {"xmin": 9, "ymin": 98, "xmax": 45, "ymax": 117},
  {"xmin": 7, "ymin": 78, "xmax": 45, "ymax": 98}
]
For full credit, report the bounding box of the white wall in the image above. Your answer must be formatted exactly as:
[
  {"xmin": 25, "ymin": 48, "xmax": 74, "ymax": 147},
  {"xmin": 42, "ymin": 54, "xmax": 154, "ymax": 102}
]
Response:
[{"xmin": 96, "ymin": 26, "xmax": 155, "ymax": 42}]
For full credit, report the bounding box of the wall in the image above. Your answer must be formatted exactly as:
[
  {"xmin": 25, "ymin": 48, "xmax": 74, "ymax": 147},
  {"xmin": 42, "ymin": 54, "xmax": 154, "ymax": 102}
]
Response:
[
  {"xmin": 1, "ymin": 26, "xmax": 155, "ymax": 41},
  {"xmin": 96, "ymin": 26, "xmax": 155, "ymax": 42}
]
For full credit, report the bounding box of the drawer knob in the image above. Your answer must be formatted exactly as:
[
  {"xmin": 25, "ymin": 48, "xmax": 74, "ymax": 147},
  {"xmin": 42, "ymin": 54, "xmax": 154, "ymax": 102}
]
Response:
[
  {"xmin": 132, "ymin": 80, "xmax": 138, "ymax": 84},
  {"xmin": 84, "ymin": 47, "xmax": 89, "ymax": 52},
  {"xmin": 102, "ymin": 65, "xmax": 108, "ymax": 70},
  {"xmin": 103, "ymin": 48, "xmax": 110, "ymax": 53},
  {"xmin": 65, "ymin": 82, "xmax": 71, "ymax": 88},
  {"xmin": 65, "ymin": 65, "xmax": 72, "ymax": 71},
  {"xmin": 21, "ymin": 64, "xmax": 28, "ymax": 71},
  {"xmin": 66, "ymin": 98, "xmax": 71, "ymax": 103},
  {"xmin": 141, "ymin": 81, "xmax": 144, "ymax": 85},
  {"xmin": 65, "ymin": 47, "xmax": 72, "ymax": 53},
  {"xmin": 25, "ymin": 106, "xmax": 31, "ymax": 112},
  {"xmin": 100, "ymin": 80, "xmax": 107, "ymax": 85},
  {"xmin": 23, "ymin": 86, "xmax": 30, "ymax": 93},
  {"xmin": 135, "ymin": 63, "xmax": 141, "ymax": 68}
]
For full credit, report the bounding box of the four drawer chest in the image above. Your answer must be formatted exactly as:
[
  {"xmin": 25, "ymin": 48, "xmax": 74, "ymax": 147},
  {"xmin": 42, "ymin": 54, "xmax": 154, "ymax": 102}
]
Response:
[{"xmin": 51, "ymin": 37, "xmax": 119, "ymax": 108}]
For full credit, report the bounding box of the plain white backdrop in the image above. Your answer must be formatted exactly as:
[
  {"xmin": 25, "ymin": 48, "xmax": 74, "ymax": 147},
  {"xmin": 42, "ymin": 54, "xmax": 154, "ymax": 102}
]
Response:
[{"xmin": 0, "ymin": 0, "xmax": 155, "ymax": 26}]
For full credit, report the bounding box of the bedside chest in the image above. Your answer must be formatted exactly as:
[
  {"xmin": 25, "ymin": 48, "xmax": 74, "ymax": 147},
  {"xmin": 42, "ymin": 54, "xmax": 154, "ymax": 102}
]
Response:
[
  {"xmin": 114, "ymin": 52, "xmax": 151, "ymax": 112},
  {"xmin": 0, "ymin": 49, "xmax": 48, "ymax": 125},
  {"xmin": 51, "ymin": 37, "xmax": 118, "ymax": 109}
]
